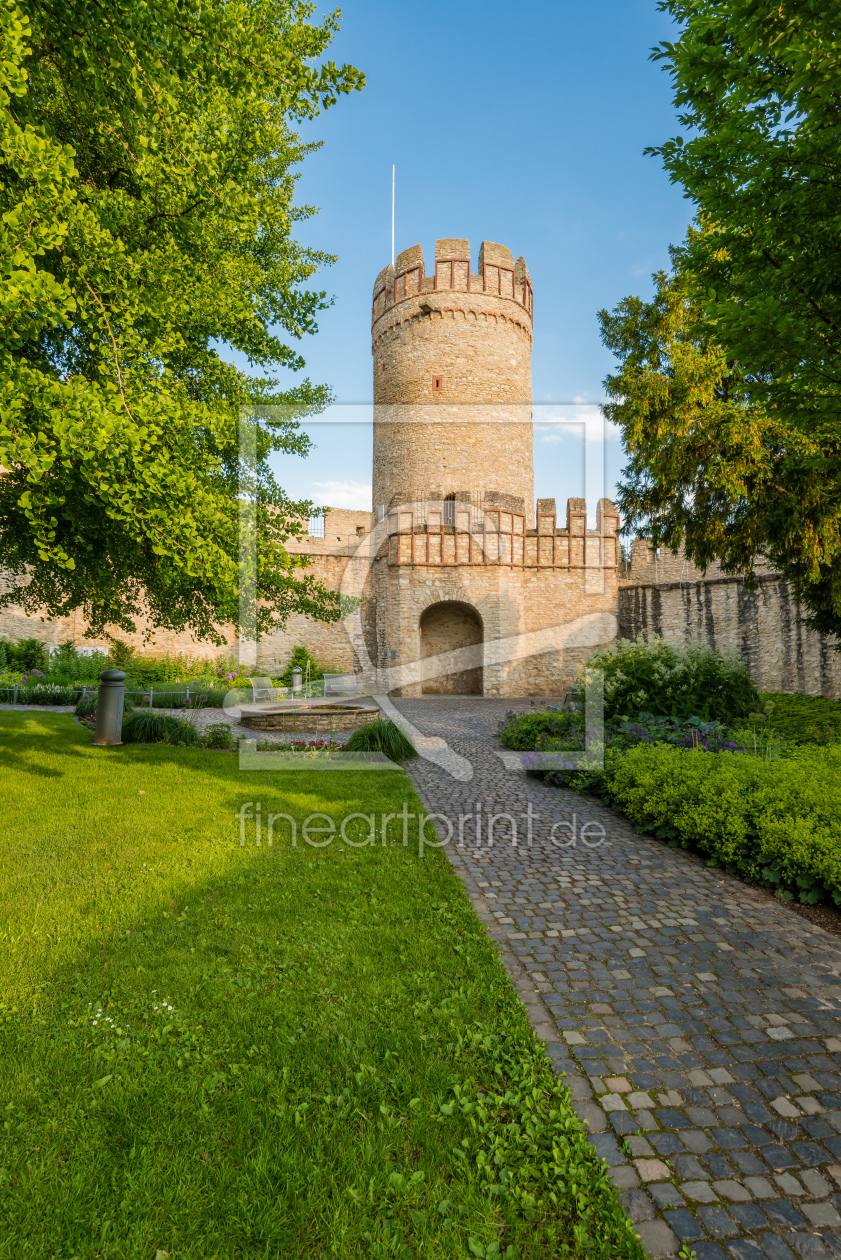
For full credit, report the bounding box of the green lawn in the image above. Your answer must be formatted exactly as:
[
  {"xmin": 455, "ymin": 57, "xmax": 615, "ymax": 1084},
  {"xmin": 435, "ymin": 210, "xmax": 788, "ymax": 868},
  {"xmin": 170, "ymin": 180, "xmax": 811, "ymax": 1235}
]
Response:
[{"xmin": 0, "ymin": 713, "xmax": 640, "ymax": 1260}]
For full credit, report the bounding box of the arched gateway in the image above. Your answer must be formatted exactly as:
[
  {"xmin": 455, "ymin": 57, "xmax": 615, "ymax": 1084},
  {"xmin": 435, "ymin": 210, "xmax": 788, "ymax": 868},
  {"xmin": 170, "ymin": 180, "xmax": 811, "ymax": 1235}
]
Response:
[{"xmin": 419, "ymin": 601, "xmax": 483, "ymax": 695}]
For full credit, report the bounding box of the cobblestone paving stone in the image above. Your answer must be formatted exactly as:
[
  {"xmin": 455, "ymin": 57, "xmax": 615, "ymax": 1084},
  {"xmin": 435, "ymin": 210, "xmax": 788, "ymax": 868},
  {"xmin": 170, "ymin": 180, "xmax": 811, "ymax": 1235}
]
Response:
[{"xmin": 396, "ymin": 696, "xmax": 841, "ymax": 1260}]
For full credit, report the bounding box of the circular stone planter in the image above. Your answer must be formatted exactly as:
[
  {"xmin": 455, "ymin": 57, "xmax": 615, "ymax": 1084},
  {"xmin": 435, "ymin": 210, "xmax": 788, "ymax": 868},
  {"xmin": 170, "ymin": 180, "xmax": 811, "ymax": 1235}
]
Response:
[{"xmin": 239, "ymin": 702, "xmax": 380, "ymax": 734}]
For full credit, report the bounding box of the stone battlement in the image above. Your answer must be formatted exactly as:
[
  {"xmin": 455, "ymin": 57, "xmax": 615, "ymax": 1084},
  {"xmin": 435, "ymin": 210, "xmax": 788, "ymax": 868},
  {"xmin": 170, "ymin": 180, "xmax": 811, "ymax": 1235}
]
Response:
[
  {"xmin": 385, "ymin": 496, "xmax": 619, "ymax": 569},
  {"xmin": 372, "ymin": 238, "xmax": 532, "ymax": 327}
]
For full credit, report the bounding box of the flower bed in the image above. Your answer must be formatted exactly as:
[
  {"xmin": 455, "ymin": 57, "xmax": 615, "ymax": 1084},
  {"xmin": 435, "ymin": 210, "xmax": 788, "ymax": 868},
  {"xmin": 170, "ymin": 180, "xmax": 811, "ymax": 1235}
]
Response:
[
  {"xmin": 497, "ymin": 709, "xmax": 750, "ymax": 759},
  {"xmin": 498, "ymin": 701, "xmax": 841, "ymax": 907}
]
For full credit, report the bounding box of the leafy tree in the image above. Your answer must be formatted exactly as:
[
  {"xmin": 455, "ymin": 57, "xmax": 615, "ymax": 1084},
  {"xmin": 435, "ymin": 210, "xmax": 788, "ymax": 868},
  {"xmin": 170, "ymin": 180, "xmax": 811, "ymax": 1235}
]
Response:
[
  {"xmin": 0, "ymin": 0, "xmax": 363, "ymax": 642},
  {"xmin": 601, "ymin": 3, "xmax": 841, "ymax": 635},
  {"xmin": 651, "ymin": 1, "xmax": 841, "ymax": 418},
  {"xmin": 600, "ymin": 245, "xmax": 793, "ymax": 583}
]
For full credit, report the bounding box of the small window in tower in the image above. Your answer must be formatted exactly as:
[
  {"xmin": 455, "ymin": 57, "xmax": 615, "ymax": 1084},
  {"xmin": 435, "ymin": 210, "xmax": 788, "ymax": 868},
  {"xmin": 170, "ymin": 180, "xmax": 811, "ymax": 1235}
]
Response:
[
  {"xmin": 443, "ymin": 494, "xmax": 455, "ymax": 526},
  {"xmin": 432, "ymin": 376, "xmax": 443, "ymax": 392}
]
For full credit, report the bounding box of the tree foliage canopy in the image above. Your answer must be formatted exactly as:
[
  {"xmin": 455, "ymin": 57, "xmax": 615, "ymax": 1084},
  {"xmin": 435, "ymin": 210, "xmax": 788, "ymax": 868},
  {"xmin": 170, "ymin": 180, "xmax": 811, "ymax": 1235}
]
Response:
[
  {"xmin": 601, "ymin": 2, "xmax": 841, "ymax": 635},
  {"xmin": 0, "ymin": 0, "xmax": 363, "ymax": 641}
]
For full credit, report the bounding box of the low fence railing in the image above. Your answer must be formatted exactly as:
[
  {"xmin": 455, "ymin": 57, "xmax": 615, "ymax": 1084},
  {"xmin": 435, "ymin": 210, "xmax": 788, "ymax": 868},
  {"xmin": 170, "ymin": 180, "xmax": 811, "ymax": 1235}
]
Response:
[
  {"xmin": 0, "ymin": 685, "xmax": 234, "ymax": 707},
  {"xmin": 0, "ymin": 676, "xmax": 366, "ymax": 706}
]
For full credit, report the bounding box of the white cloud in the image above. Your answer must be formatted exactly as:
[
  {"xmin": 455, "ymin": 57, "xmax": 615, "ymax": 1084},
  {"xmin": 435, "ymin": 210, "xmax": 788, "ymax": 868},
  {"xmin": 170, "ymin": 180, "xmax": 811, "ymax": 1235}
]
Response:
[
  {"xmin": 310, "ymin": 479, "xmax": 372, "ymax": 510},
  {"xmin": 532, "ymin": 401, "xmax": 621, "ymax": 447}
]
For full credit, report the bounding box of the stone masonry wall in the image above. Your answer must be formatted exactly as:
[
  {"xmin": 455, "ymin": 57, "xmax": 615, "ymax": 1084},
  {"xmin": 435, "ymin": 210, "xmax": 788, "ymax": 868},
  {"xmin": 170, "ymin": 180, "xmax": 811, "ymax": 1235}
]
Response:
[
  {"xmin": 619, "ymin": 570, "xmax": 841, "ymax": 698},
  {"xmin": 622, "ymin": 538, "xmax": 778, "ymax": 586},
  {"xmin": 369, "ymin": 530, "xmax": 620, "ymax": 698},
  {"xmin": 0, "ymin": 508, "xmax": 370, "ymax": 675}
]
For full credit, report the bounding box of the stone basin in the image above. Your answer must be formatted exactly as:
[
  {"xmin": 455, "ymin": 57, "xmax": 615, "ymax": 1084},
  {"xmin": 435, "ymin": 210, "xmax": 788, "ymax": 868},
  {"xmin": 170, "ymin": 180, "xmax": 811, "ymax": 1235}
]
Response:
[{"xmin": 239, "ymin": 699, "xmax": 380, "ymax": 733}]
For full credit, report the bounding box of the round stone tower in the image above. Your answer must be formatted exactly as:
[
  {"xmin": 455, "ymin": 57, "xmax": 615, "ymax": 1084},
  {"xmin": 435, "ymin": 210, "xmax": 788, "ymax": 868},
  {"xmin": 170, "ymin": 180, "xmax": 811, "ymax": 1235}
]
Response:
[{"xmin": 371, "ymin": 238, "xmax": 534, "ymax": 524}]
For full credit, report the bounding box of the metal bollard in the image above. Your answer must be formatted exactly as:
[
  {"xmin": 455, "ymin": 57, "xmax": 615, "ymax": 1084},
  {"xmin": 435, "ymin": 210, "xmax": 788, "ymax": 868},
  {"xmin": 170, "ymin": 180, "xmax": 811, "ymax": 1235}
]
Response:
[
  {"xmin": 291, "ymin": 666, "xmax": 303, "ymax": 695},
  {"xmin": 93, "ymin": 670, "xmax": 126, "ymax": 746}
]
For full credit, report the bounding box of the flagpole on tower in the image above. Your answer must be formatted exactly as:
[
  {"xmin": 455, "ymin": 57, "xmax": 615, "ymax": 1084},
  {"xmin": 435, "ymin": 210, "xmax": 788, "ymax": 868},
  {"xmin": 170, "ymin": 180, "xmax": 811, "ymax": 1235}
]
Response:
[{"xmin": 391, "ymin": 164, "xmax": 395, "ymax": 268}]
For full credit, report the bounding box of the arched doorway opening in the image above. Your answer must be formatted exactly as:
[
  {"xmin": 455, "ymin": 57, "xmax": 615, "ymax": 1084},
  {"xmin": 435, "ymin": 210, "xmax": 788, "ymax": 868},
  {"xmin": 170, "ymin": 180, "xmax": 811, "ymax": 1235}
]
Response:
[{"xmin": 419, "ymin": 602, "xmax": 483, "ymax": 695}]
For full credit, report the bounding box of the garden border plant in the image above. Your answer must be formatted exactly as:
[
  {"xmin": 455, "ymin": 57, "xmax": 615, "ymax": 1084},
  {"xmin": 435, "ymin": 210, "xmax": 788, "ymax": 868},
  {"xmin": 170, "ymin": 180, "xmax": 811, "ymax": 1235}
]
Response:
[
  {"xmin": 583, "ymin": 635, "xmax": 759, "ymax": 722},
  {"xmin": 496, "ymin": 636, "xmax": 841, "ymax": 911},
  {"xmin": 550, "ymin": 743, "xmax": 841, "ymax": 909}
]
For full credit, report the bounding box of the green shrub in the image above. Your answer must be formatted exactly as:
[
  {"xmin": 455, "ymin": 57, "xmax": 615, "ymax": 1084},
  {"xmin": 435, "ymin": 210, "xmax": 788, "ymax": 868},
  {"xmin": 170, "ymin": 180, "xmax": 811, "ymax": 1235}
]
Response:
[
  {"xmin": 75, "ymin": 693, "xmax": 135, "ymax": 718},
  {"xmin": 108, "ymin": 640, "xmax": 222, "ymax": 684},
  {"xmin": 583, "ymin": 635, "xmax": 758, "ymax": 721},
  {"xmin": 500, "ymin": 708, "xmax": 748, "ymax": 758},
  {"xmin": 1, "ymin": 637, "xmax": 49, "ymax": 671},
  {"xmin": 122, "ymin": 711, "xmax": 199, "ymax": 745},
  {"xmin": 17, "ymin": 683, "xmax": 78, "ymax": 705},
  {"xmin": 146, "ymin": 690, "xmax": 189, "ymax": 708},
  {"xmin": 201, "ymin": 686, "xmax": 232, "ymax": 707},
  {"xmin": 138, "ymin": 682, "xmax": 221, "ymax": 708},
  {"xmin": 345, "ymin": 718, "xmax": 417, "ymax": 760},
  {"xmin": 564, "ymin": 743, "xmax": 841, "ymax": 906},
  {"xmin": 47, "ymin": 641, "xmax": 109, "ymax": 681},
  {"xmin": 497, "ymin": 709, "xmax": 581, "ymax": 750},
  {"xmin": 199, "ymin": 722, "xmax": 235, "ymax": 749},
  {"xmin": 277, "ymin": 645, "xmax": 324, "ymax": 687}
]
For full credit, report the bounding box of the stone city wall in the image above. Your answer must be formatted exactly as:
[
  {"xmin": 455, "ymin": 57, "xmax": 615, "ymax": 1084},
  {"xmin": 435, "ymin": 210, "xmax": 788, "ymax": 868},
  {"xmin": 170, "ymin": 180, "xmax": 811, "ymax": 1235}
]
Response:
[
  {"xmin": 366, "ymin": 496, "xmax": 621, "ymax": 698},
  {"xmin": 622, "ymin": 538, "xmax": 778, "ymax": 586},
  {"xmin": 0, "ymin": 508, "xmax": 369, "ymax": 675},
  {"xmin": 619, "ymin": 551, "xmax": 841, "ymax": 698}
]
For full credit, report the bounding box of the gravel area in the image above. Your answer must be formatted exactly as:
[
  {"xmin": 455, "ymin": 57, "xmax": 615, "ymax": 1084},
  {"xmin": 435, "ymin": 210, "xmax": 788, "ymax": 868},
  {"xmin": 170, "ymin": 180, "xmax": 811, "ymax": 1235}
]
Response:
[{"xmin": 396, "ymin": 695, "xmax": 841, "ymax": 1260}]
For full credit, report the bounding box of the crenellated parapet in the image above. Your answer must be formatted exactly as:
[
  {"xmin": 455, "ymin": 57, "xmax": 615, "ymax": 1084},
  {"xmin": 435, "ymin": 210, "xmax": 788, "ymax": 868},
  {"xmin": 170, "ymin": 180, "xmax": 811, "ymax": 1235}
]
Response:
[
  {"xmin": 384, "ymin": 496, "xmax": 620, "ymax": 570},
  {"xmin": 372, "ymin": 238, "xmax": 533, "ymax": 329}
]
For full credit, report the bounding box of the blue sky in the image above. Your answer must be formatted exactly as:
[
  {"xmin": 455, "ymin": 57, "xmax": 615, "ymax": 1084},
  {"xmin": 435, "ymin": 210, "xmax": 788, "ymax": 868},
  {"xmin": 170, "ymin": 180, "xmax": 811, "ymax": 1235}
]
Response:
[{"xmin": 262, "ymin": 0, "xmax": 692, "ymax": 522}]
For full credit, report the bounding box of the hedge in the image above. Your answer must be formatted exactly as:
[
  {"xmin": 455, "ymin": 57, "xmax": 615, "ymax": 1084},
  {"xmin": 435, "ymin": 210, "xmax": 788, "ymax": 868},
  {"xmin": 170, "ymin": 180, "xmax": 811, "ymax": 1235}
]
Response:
[{"xmin": 563, "ymin": 744, "xmax": 841, "ymax": 906}]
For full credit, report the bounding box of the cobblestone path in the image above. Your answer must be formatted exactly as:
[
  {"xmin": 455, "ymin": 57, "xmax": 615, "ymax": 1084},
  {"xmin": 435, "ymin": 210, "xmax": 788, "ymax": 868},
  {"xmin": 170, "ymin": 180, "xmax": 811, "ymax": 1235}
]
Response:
[{"xmin": 397, "ymin": 696, "xmax": 841, "ymax": 1260}]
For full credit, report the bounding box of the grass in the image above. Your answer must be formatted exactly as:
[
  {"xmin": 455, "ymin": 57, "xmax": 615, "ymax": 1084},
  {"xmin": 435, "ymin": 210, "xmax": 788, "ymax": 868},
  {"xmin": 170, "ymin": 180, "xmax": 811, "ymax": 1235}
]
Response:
[
  {"xmin": 345, "ymin": 717, "xmax": 418, "ymax": 760},
  {"xmin": 0, "ymin": 713, "xmax": 640, "ymax": 1260},
  {"xmin": 122, "ymin": 709, "xmax": 200, "ymax": 744}
]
